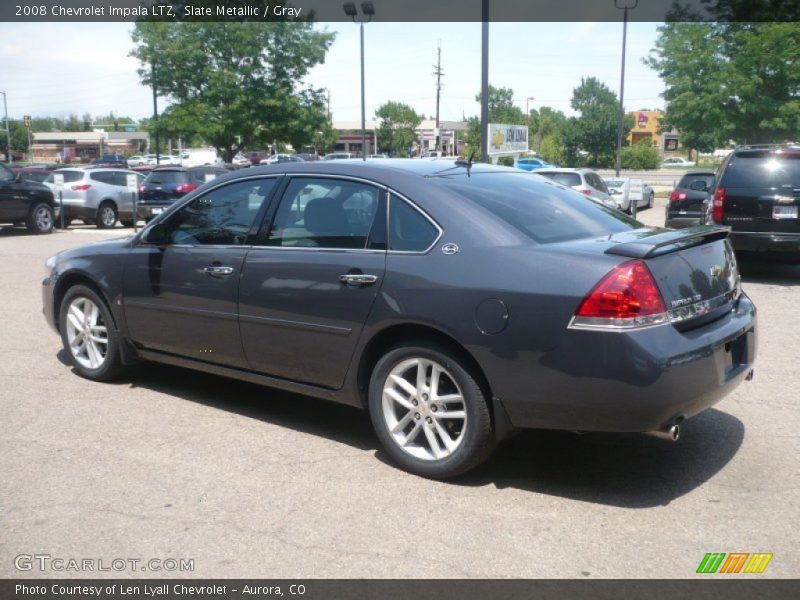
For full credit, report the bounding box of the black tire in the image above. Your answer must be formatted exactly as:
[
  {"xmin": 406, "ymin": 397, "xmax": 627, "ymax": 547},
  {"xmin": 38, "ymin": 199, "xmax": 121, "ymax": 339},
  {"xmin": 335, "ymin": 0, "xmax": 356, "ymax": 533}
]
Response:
[
  {"xmin": 58, "ymin": 284, "xmax": 125, "ymax": 382},
  {"xmin": 26, "ymin": 202, "xmax": 55, "ymax": 234},
  {"xmin": 368, "ymin": 342, "xmax": 495, "ymax": 478},
  {"xmin": 95, "ymin": 202, "xmax": 117, "ymax": 229},
  {"xmin": 120, "ymin": 219, "xmax": 136, "ymax": 228}
]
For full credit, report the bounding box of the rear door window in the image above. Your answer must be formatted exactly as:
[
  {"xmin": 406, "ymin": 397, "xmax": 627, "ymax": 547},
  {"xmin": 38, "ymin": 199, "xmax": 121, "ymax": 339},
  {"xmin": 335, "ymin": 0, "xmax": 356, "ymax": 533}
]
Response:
[{"xmin": 265, "ymin": 177, "xmax": 382, "ymax": 249}]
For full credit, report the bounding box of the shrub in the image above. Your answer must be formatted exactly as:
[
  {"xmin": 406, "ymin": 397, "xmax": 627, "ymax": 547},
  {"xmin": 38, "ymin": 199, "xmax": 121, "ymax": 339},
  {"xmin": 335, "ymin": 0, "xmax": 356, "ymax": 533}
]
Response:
[{"xmin": 621, "ymin": 139, "xmax": 660, "ymax": 170}]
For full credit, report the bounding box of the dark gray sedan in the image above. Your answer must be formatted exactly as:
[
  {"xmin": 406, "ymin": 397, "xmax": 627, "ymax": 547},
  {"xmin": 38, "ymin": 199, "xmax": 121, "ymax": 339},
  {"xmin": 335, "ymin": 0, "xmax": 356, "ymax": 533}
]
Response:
[{"xmin": 42, "ymin": 160, "xmax": 757, "ymax": 478}]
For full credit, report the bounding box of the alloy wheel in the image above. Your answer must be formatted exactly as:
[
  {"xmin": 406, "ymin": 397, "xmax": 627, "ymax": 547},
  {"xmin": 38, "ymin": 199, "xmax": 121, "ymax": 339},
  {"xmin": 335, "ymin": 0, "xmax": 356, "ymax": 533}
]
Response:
[
  {"xmin": 65, "ymin": 296, "xmax": 109, "ymax": 369},
  {"xmin": 382, "ymin": 357, "xmax": 467, "ymax": 461},
  {"xmin": 100, "ymin": 206, "xmax": 116, "ymax": 227},
  {"xmin": 35, "ymin": 206, "xmax": 53, "ymax": 231}
]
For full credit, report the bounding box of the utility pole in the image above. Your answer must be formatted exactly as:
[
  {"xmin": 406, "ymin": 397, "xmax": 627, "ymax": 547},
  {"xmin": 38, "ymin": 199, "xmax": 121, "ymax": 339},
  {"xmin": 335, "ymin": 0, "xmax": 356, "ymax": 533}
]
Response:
[
  {"xmin": 433, "ymin": 41, "xmax": 444, "ymax": 151},
  {"xmin": 480, "ymin": 0, "xmax": 489, "ymax": 163},
  {"xmin": 1, "ymin": 92, "xmax": 10, "ymax": 163}
]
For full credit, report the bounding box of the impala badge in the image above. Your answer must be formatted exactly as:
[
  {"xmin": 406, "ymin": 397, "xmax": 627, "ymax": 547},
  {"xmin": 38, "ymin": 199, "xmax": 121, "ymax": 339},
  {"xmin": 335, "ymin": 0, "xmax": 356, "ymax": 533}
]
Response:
[{"xmin": 441, "ymin": 243, "xmax": 460, "ymax": 255}]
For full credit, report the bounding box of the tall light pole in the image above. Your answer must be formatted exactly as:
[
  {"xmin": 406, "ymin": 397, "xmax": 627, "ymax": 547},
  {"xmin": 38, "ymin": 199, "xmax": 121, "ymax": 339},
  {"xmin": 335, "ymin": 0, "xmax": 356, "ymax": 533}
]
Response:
[
  {"xmin": 526, "ymin": 96, "xmax": 535, "ymax": 120},
  {"xmin": 1, "ymin": 91, "xmax": 11, "ymax": 163},
  {"xmin": 344, "ymin": 2, "xmax": 374, "ymax": 161},
  {"xmin": 615, "ymin": 0, "xmax": 637, "ymax": 177},
  {"xmin": 480, "ymin": 0, "xmax": 489, "ymax": 162}
]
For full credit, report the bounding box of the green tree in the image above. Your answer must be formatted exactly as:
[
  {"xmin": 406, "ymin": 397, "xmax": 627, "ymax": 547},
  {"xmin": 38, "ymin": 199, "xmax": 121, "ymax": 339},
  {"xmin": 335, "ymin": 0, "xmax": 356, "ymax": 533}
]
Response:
[
  {"xmin": 647, "ymin": 22, "xmax": 800, "ymax": 149},
  {"xmin": 130, "ymin": 21, "xmax": 335, "ymax": 160},
  {"xmin": 621, "ymin": 138, "xmax": 660, "ymax": 170},
  {"xmin": 570, "ymin": 77, "xmax": 632, "ymax": 167},
  {"xmin": 375, "ymin": 101, "xmax": 422, "ymax": 156}
]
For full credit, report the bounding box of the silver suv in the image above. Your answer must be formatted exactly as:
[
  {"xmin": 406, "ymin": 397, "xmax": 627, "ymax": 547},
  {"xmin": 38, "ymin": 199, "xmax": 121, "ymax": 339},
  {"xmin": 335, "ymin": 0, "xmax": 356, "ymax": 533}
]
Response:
[
  {"xmin": 44, "ymin": 168, "xmax": 145, "ymax": 228},
  {"xmin": 534, "ymin": 168, "xmax": 613, "ymax": 207}
]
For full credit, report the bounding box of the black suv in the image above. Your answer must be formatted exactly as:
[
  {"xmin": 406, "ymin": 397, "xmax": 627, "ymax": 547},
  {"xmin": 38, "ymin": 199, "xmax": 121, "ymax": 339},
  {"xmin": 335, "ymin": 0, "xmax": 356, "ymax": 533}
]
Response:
[
  {"xmin": 666, "ymin": 170, "xmax": 715, "ymax": 229},
  {"xmin": 137, "ymin": 166, "xmax": 229, "ymax": 221},
  {"xmin": 0, "ymin": 162, "xmax": 56, "ymax": 234},
  {"xmin": 712, "ymin": 145, "xmax": 800, "ymax": 258}
]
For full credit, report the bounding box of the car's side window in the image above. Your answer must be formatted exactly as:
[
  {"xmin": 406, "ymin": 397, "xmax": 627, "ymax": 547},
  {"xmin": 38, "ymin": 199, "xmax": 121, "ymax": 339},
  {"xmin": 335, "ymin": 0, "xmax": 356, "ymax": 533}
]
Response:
[
  {"xmin": 161, "ymin": 178, "xmax": 275, "ymax": 246},
  {"xmin": 0, "ymin": 163, "xmax": 14, "ymax": 182},
  {"xmin": 389, "ymin": 194, "xmax": 439, "ymax": 252},
  {"xmin": 265, "ymin": 177, "xmax": 382, "ymax": 249}
]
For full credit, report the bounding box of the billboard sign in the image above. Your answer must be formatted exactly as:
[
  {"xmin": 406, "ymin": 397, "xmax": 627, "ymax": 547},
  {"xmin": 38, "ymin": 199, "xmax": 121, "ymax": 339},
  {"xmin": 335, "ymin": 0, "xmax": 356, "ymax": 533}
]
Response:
[{"xmin": 487, "ymin": 124, "xmax": 528, "ymax": 155}]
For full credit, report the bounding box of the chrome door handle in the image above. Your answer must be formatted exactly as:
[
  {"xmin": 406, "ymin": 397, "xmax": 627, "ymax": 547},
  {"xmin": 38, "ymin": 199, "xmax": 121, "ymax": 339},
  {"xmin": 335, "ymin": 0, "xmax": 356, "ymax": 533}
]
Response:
[
  {"xmin": 203, "ymin": 265, "xmax": 234, "ymax": 277},
  {"xmin": 339, "ymin": 273, "xmax": 379, "ymax": 286}
]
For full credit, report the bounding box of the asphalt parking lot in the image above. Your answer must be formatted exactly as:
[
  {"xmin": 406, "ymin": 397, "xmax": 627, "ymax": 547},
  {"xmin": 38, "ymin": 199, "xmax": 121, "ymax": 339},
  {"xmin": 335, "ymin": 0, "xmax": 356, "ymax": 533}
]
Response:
[{"xmin": 1, "ymin": 202, "xmax": 798, "ymax": 579}]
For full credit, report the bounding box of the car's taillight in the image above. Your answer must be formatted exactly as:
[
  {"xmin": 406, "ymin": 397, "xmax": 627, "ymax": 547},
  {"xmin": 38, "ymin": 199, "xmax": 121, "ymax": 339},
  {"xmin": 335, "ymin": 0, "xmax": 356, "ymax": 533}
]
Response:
[
  {"xmin": 712, "ymin": 187, "xmax": 726, "ymax": 223},
  {"xmin": 71, "ymin": 184, "xmax": 91, "ymax": 191},
  {"xmin": 570, "ymin": 260, "xmax": 668, "ymax": 330},
  {"xmin": 138, "ymin": 185, "xmax": 146, "ymax": 193},
  {"xmin": 175, "ymin": 183, "xmax": 198, "ymax": 194},
  {"xmin": 669, "ymin": 191, "xmax": 687, "ymax": 202},
  {"xmin": 578, "ymin": 188, "xmax": 592, "ymax": 196}
]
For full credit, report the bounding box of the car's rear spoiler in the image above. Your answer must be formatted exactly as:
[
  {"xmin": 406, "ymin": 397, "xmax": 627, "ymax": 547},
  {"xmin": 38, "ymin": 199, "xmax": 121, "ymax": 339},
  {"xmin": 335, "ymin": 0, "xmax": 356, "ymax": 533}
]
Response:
[{"xmin": 605, "ymin": 226, "xmax": 731, "ymax": 259}]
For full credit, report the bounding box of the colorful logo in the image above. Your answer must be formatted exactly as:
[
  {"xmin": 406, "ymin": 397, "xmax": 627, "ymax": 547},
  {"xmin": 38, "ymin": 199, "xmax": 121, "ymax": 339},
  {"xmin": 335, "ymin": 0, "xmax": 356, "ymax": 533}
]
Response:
[{"xmin": 696, "ymin": 552, "xmax": 773, "ymax": 574}]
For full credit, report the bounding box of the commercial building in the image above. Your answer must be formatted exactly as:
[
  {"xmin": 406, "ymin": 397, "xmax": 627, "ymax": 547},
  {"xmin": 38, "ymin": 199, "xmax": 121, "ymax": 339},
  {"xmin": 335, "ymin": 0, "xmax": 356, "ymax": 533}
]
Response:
[
  {"xmin": 626, "ymin": 110, "xmax": 681, "ymax": 152},
  {"xmin": 31, "ymin": 131, "xmax": 149, "ymax": 162}
]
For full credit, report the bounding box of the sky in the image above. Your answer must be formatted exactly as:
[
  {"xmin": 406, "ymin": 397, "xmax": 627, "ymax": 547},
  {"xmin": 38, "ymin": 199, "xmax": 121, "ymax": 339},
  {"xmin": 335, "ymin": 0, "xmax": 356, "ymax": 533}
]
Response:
[{"xmin": 0, "ymin": 21, "xmax": 665, "ymax": 124}]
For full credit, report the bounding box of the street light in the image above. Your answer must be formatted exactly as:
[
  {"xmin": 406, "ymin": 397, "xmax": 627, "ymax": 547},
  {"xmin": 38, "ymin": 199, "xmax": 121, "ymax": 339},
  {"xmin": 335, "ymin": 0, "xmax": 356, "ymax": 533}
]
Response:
[
  {"xmin": 526, "ymin": 96, "xmax": 535, "ymax": 121},
  {"xmin": 343, "ymin": 2, "xmax": 375, "ymax": 161},
  {"xmin": 614, "ymin": 0, "xmax": 637, "ymax": 177}
]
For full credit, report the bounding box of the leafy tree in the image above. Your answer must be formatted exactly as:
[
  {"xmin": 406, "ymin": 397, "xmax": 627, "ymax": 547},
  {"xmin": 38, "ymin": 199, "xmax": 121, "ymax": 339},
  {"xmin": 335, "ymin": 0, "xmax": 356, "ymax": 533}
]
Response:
[
  {"xmin": 570, "ymin": 77, "xmax": 632, "ymax": 167},
  {"xmin": 621, "ymin": 138, "xmax": 660, "ymax": 170},
  {"xmin": 130, "ymin": 21, "xmax": 335, "ymax": 160},
  {"xmin": 374, "ymin": 101, "xmax": 422, "ymax": 156},
  {"xmin": 647, "ymin": 22, "xmax": 800, "ymax": 150}
]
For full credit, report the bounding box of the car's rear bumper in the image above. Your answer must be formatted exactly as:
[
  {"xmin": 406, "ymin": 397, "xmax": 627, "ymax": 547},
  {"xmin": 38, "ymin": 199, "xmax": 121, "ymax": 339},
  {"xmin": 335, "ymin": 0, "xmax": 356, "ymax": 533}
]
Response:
[
  {"xmin": 729, "ymin": 231, "xmax": 800, "ymax": 254},
  {"xmin": 666, "ymin": 214, "xmax": 704, "ymax": 229},
  {"xmin": 496, "ymin": 293, "xmax": 757, "ymax": 433}
]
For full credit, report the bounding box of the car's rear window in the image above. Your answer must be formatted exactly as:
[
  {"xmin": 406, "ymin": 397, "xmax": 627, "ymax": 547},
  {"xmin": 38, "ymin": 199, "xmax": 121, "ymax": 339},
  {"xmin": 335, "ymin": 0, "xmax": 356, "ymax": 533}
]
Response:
[
  {"xmin": 678, "ymin": 173, "xmax": 715, "ymax": 189},
  {"xmin": 145, "ymin": 170, "xmax": 189, "ymax": 185},
  {"xmin": 441, "ymin": 172, "xmax": 637, "ymax": 244},
  {"xmin": 723, "ymin": 152, "xmax": 800, "ymax": 188},
  {"xmin": 537, "ymin": 172, "xmax": 581, "ymax": 187},
  {"xmin": 45, "ymin": 170, "xmax": 84, "ymax": 184}
]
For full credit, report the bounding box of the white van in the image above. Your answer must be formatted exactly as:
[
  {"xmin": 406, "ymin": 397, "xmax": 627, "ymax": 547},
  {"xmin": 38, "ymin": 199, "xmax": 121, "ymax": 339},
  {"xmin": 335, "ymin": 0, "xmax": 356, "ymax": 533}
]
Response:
[{"xmin": 179, "ymin": 148, "xmax": 223, "ymax": 167}]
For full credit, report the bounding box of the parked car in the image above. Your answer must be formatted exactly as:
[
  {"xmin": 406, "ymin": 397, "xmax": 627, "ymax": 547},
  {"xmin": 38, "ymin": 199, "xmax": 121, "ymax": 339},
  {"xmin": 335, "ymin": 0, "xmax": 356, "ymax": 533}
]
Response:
[
  {"xmin": 662, "ymin": 157, "xmax": 696, "ymax": 168},
  {"xmin": 92, "ymin": 154, "xmax": 128, "ymax": 169},
  {"xmin": 420, "ymin": 151, "xmax": 444, "ymax": 158},
  {"xmin": 323, "ymin": 152, "xmax": 354, "ymax": 160},
  {"xmin": 603, "ymin": 178, "xmax": 655, "ymax": 212},
  {"xmin": 137, "ymin": 166, "xmax": 229, "ymax": 221},
  {"xmin": 535, "ymin": 168, "xmax": 613, "ymax": 206},
  {"xmin": 368, "ymin": 154, "xmax": 389, "ymax": 159},
  {"xmin": 42, "ymin": 160, "xmax": 757, "ymax": 478},
  {"xmin": 0, "ymin": 162, "xmax": 56, "ymax": 234},
  {"xmin": 144, "ymin": 154, "xmax": 180, "ymax": 166},
  {"xmin": 259, "ymin": 154, "xmax": 304, "ymax": 165},
  {"xmin": 298, "ymin": 152, "xmax": 321, "ymax": 161},
  {"xmin": 12, "ymin": 167, "xmax": 53, "ymax": 184},
  {"xmin": 711, "ymin": 144, "xmax": 800, "ymax": 260},
  {"xmin": 180, "ymin": 149, "xmax": 223, "ymax": 167},
  {"xmin": 43, "ymin": 168, "xmax": 145, "ymax": 228},
  {"xmin": 126, "ymin": 155, "xmax": 149, "ymax": 167},
  {"xmin": 517, "ymin": 156, "xmax": 555, "ymax": 171},
  {"xmin": 665, "ymin": 170, "xmax": 716, "ymax": 229},
  {"xmin": 248, "ymin": 151, "xmax": 269, "ymax": 166},
  {"xmin": 232, "ymin": 153, "xmax": 251, "ymax": 167}
]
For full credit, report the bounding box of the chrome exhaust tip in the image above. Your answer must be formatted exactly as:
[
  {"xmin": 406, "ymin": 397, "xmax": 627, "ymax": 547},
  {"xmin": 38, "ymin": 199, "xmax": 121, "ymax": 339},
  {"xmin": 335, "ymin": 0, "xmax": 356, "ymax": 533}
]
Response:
[{"xmin": 644, "ymin": 424, "xmax": 680, "ymax": 442}]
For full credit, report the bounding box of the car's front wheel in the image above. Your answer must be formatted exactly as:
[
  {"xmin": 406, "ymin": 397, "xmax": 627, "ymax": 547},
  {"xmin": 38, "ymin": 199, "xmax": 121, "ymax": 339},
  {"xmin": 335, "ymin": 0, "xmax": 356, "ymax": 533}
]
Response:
[
  {"xmin": 368, "ymin": 343, "xmax": 495, "ymax": 478},
  {"xmin": 26, "ymin": 203, "xmax": 55, "ymax": 234},
  {"xmin": 95, "ymin": 202, "xmax": 117, "ymax": 229},
  {"xmin": 59, "ymin": 285, "xmax": 124, "ymax": 381}
]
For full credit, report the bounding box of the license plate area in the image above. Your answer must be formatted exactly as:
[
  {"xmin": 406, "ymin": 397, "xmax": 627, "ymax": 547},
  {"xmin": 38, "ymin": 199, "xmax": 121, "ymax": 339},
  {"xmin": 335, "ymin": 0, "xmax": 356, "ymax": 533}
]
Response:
[
  {"xmin": 151, "ymin": 207, "xmax": 163, "ymax": 215},
  {"xmin": 772, "ymin": 205, "xmax": 798, "ymax": 219}
]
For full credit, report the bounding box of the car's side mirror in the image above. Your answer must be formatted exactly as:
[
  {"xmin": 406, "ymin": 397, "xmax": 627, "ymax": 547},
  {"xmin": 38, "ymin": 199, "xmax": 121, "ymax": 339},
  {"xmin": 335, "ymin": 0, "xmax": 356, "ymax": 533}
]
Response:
[
  {"xmin": 689, "ymin": 180, "xmax": 709, "ymax": 192},
  {"xmin": 143, "ymin": 222, "xmax": 169, "ymax": 245}
]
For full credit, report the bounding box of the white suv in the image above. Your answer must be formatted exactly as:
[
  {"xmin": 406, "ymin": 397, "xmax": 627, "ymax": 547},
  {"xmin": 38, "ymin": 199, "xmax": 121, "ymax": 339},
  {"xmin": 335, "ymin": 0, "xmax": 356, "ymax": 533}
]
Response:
[
  {"xmin": 534, "ymin": 168, "xmax": 613, "ymax": 206},
  {"xmin": 44, "ymin": 168, "xmax": 145, "ymax": 228}
]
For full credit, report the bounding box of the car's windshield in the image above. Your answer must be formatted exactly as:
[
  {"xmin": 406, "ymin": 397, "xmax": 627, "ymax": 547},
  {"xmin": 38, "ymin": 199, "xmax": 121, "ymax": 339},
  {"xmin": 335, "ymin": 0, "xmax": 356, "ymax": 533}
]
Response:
[
  {"xmin": 724, "ymin": 152, "xmax": 800, "ymax": 188},
  {"xmin": 440, "ymin": 172, "xmax": 637, "ymax": 244},
  {"xmin": 145, "ymin": 170, "xmax": 190, "ymax": 185},
  {"xmin": 537, "ymin": 172, "xmax": 581, "ymax": 187}
]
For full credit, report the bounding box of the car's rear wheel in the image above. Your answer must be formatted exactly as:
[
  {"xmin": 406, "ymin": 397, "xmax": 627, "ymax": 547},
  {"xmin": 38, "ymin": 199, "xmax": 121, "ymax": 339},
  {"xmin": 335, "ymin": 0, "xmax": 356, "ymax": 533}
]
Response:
[
  {"xmin": 119, "ymin": 218, "xmax": 136, "ymax": 228},
  {"xmin": 59, "ymin": 285, "xmax": 124, "ymax": 381},
  {"xmin": 96, "ymin": 202, "xmax": 117, "ymax": 229},
  {"xmin": 26, "ymin": 203, "xmax": 55, "ymax": 234},
  {"xmin": 368, "ymin": 343, "xmax": 495, "ymax": 478}
]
